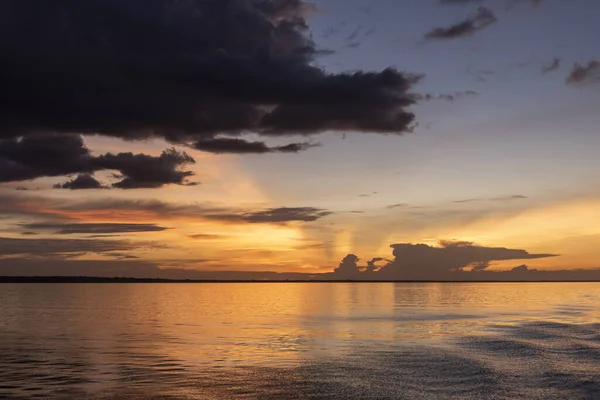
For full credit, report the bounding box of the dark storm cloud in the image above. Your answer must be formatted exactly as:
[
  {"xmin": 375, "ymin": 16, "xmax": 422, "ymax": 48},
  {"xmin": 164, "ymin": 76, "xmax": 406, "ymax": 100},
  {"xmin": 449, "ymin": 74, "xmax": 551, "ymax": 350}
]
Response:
[
  {"xmin": 20, "ymin": 222, "xmax": 168, "ymax": 235},
  {"xmin": 566, "ymin": 60, "xmax": 600, "ymax": 85},
  {"xmin": 541, "ymin": 58, "xmax": 561, "ymax": 75},
  {"xmin": 0, "ymin": 0, "xmax": 420, "ymax": 144},
  {"xmin": 93, "ymin": 149, "xmax": 196, "ymax": 189},
  {"xmin": 54, "ymin": 174, "xmax": 104, "ymax": 190},
  {"xmin": 0, "ymin": 134, "xmax": 195, "ymax": 188},
  {"xmin": 424, "ymin": 7, "xmax": 497, "ymax": 41},
  {"xmin": 0, "ymin": 134, "xmax": 94, "ymax": 182},
  {"xmin": 191, "ymin": 138, "xmax": 318, "ymax": 154}
]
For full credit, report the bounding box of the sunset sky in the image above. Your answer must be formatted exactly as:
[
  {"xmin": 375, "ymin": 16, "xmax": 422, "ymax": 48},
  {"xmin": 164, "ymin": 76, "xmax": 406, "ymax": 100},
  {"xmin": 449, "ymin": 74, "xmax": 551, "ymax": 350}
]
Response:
[{"xmin": 1, "ymin": 0, "xmax": 600, "ymax": 278}]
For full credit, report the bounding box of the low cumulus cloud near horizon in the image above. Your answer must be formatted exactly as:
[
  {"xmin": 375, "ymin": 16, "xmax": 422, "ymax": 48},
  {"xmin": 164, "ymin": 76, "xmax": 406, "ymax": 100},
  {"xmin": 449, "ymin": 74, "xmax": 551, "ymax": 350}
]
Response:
[
  {"xmin": 6, "ymin": 238, "xmax": 596, "ymax": 281},
  {"xmin": 0, "ymin": 0, "xmax": 424, "ymax": 190},
  {"xmin": 333, "ymin": 240, "xmax": 558, "ymax": 280}
]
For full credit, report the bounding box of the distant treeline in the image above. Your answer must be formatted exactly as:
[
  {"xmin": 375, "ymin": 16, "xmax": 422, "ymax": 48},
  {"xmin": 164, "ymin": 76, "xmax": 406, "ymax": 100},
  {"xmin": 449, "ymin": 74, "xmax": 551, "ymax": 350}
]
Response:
[{"xmin": 1, "ymin": 276, "xmax": 600, "ymax": 283}]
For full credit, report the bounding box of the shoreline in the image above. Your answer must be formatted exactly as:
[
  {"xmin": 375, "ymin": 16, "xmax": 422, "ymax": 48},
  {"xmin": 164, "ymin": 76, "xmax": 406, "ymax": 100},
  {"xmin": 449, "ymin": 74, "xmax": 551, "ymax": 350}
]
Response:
[{"xmin": 1, "ymin": 277, "xmax": 600, "ymax": 283}]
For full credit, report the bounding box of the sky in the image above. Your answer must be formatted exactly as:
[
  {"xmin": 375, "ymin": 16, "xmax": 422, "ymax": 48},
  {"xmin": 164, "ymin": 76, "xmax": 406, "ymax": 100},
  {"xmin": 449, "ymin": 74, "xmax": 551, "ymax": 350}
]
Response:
[{"xmin": 1, "ymin": 0, "xmax": 600, "ymax": 280}]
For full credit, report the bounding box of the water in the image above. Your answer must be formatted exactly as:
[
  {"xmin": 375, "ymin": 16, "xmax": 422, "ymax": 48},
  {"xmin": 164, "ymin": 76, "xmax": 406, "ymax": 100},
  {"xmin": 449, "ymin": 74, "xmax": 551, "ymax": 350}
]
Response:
[{"xmin": 1, "ymin": 283, "xmax": 599, "ymax": 399}]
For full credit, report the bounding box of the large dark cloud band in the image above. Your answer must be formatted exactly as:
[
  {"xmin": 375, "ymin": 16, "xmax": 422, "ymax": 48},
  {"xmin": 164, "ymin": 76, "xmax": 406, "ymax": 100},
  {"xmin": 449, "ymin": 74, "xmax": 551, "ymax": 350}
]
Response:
[
  {"xmin": 0, "ymin": 0, "xmax": 419, "ymax": 142},
  {"xmin": 0, "ymin": 0, "xmax": 422, "ymax": 188}
]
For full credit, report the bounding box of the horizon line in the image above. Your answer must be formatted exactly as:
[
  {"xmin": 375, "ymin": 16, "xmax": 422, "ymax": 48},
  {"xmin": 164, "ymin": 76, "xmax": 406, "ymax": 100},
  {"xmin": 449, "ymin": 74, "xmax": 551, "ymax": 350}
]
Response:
[{"xmin": 2, "ymin": 276, "xmax": 600, "ymax": 283}]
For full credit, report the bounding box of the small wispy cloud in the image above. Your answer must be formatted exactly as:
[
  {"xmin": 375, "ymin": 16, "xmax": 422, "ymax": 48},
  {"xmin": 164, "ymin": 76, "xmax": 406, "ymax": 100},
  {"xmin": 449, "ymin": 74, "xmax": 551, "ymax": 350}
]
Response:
[
  {"xmin": 386, "ymin": 203, "xmax": 409, "ymax": 209},
  {"xmin": 424, "ymin": 7, "xmax": 497, "ymax": 41},
  {"xmin": 566, "ymin": 60, "xmax": 600, "ymax": 85},
  {"xmin": 541, "ymin": 58, "xmax": 561, "ymax": 75},
  {"xmin": 454, "ymin": 195, "xmax": 527, "ymax": 204}
]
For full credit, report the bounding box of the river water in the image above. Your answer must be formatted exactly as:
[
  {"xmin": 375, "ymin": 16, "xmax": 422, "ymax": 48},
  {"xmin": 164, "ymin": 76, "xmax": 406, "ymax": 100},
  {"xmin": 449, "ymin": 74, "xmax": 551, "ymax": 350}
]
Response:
[{"xmin": 1, "ymin": 282, "xmax": 599, "ymax": 399}]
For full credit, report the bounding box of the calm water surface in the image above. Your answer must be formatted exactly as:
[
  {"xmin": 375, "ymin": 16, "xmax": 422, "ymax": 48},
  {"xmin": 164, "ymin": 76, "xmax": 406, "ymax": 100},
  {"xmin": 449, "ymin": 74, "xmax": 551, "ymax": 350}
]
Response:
[{"xmin": 1, "ymin": 283, "xmax": 600, "ymax": 399}]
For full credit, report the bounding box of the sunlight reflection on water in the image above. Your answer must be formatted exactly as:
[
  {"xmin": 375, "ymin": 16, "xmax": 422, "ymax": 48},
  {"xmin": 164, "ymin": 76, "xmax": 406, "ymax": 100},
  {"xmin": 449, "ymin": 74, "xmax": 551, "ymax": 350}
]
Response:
[{"xmin": 0, "ymin": 283, "xmax": 599, "ymax": 399}]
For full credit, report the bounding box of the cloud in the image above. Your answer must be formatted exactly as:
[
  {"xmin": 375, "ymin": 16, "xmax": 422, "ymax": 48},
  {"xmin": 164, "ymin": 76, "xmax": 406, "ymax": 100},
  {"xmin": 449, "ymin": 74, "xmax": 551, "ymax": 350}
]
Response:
[
  {"xmin": 108, "ymin": 253, "xmax": 141, "ymax": 260},
  {"xmin": 491, "ymin": 195, "xmax": 527, "ymax": 201},
  {"xmin": 383, "ymin": 241, "xmax": 557, "ymax": 280},
  {"xmin": 358, "ymin": 191, "xmax": 379, "ymax": 198},
  {"xmin": 416, "ymin": 91, "xmax": 478, "ymax": 102},
  {"xmin": 0, "ymin": 134, "xmax": 196, "ymax": 188},
  {"xmin": 239, "ymin": 207, "xmax": 332, "ymax": 223},
  {"xmin": 507, "ymin": 0, "xmax": 543, "ymax": 7},
  {"xmin": 0, "ymin": 0, "xmax": 420, "ymax": 145},
  {"xmin": 453, "ymin": 195, "xmax": 527, "ymax": 203},
  {"xmin": 440, "ymin": 0, "xmax": 542, "ymax": 5},
  {"xmin": 439, "ymin": 0, "xmax": 483, "ymax": 4},
  {"xmin": 191, "ymin": 138, "xmax": 318, "ymax": 154},
  {"xmin": 20, "ymin": 223, "xmax": 168, "ymax": 235},
  {"xmin": 467, "ymin": 67, "xmax": 495, "ymax": 83},
  {"xmin": 511, "ymin": 264, "xmax": 533, "ymax": 272},
  {"xmin": 332, "ymin": 241, "xmax": 557, "ymax": 280},
  {"xmin": 54, "ymin": 174, "xmax": 104, "ymax": 190},
  {"xmin": 424, "ymin": 7, "xmax": 497, "ymax": 41},
  {"xmin": 0, "ymin": 134, "xmax": 95, "ymax": 182},
  {"xmin": 333, "ymin": 254, "xmax": 361, "ymax": 277},
  {"xmin": 93, "ymin": 149, "xmax": 196, "ymax": 189},
  {"xmin": 387, "ymin": 203, "xmax": 408, "ymax": 209},
  {"xmin": 470, "ymin": 260, "xmax": 490, "ymax": 271},
  {"xmin": 566, "ymin": 60, "xmax": 600, "ymax": 85},
  {"xmin": 366, "ymin": 257, "xmax": 388, "ymax": 273},
  {"xmin": 0, "ymin": 258, "xmax": 300, "ymax": 280},
  {"xmin": 88, "ymin": 201, "xmax": 333, "ymax": 224},
  {"xmin": 346, "ymin": 26, "xmax": 363, "ymax": 41},
  {"xmin": 188, "ymin": 234, "xmax": 226, "ymax": 240},
  {"xmin": 0, "ymin": 236, "xmax": 138, "ymax": 257},
  {"xmin": 541, "ymin": 58, "xmax": 561, "ymax": 75},
  {"xmin": 0, "ymin": 192, "xmax": 332, "ymax": 225}
]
